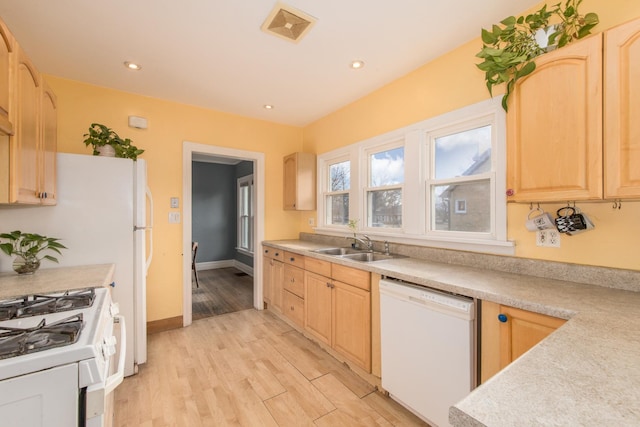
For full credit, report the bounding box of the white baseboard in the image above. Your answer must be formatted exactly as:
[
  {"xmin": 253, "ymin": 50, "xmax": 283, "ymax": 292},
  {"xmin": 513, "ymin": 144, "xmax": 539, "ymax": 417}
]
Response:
[{"xmin": 196, "ymin": 259, "xmax": 254, "ymax": 277}]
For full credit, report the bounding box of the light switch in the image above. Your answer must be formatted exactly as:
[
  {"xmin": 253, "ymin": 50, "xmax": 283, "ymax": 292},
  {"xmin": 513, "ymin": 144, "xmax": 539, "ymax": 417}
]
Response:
[
  {"xmin": 170, "ymin": 197, "xmax": 179, "ymax": 208},
  {"xmin": 168, "ymin": 212, "xmax": 181, "ymax": 223}
]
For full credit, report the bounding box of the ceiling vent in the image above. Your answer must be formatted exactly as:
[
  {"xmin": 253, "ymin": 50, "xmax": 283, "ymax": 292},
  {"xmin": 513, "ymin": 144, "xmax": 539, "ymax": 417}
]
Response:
[{"xmin": 261, "ymin": 2, "xmax": 317, "ymax": 43}]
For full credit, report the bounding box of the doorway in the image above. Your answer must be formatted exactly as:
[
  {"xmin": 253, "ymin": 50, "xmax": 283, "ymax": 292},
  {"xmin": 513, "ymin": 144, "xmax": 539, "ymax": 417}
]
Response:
[{"xmin": 182, "ymin": 141, "xmax": 265, "ymax": 327}]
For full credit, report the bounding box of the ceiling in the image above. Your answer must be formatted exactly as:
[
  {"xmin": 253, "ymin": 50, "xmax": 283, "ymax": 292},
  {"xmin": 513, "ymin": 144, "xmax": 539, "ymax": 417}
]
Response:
[{"xmin": 0, "ymin": 0, "xmax": 541, "ymax": 127}]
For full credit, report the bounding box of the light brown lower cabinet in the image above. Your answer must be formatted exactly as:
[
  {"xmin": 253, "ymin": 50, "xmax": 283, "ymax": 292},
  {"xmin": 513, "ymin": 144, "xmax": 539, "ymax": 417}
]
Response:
[
  {"xmin": 304, "ymin": 268, "xmax": 371, "ymax": 372},
  {"xmin": 480, "ymin": 300, "xmax": 566, "ymax": 383},
  {"xmin": 282, "ymin": 263, "xmax": 305, "ymax": 328},
  {"xmin": 262, "ymin": 247, "xmax": 284, "ymax": 312}
]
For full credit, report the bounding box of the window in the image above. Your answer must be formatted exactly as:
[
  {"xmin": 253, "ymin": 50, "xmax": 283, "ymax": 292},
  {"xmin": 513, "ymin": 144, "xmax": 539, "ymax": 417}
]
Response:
[
  {"xmin": 429, "ymin": 124, "xmax": 493, "ymax": 234},
  {"xmin": 316, "ymin": 98, "xmax": 509, "ymax": 254},
  {"xmin": 324, "ymin": 158, "xmax": 350, "ymax": 225},
  {"xmin": 237, "ymin": 175, "xmax": 253, "ymax": 254},
  {"xmin": 366, "ymin": 145, "xmax": 404, "ymax": 228}
]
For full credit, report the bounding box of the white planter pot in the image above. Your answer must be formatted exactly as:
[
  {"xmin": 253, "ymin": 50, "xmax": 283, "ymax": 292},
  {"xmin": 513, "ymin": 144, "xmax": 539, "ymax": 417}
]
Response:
[{"xmin": 96, "ymin": 145, "xmax": 116, "ymax": 157}]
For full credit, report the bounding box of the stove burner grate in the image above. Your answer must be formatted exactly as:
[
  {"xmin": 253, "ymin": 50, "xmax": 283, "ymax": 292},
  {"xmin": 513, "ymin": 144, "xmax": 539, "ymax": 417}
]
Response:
[
  {"xmin": 0, "ymin": 288, "xmax": 95, "ymax": 321},
  {"xmin": 0, "ymin": 314, "xmax": 84, "ymax": 359}
]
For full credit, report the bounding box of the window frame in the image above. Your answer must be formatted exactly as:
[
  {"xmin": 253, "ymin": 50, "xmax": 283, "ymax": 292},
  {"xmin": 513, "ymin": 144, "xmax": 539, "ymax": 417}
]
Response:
[
  {"xmin": 363, "ymin": 140, "xmax": 405, "ymax": 232},
  {"xmin": 323, "ymin": 155, "xmax": 352, "ymax": 227},
  {"xmin": 315, "ymin": 98, "xmax": 511, "ymax": 255},
  {"xmin": 236, "ymin": 174, "xmax": 254, "ymax": 256}
]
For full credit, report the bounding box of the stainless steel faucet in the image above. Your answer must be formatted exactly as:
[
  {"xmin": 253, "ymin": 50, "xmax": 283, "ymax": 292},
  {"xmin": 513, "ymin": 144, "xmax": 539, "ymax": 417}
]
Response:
[{"xmin": 347, "ymin": 234, "xmax": 373, "ymax": 251}]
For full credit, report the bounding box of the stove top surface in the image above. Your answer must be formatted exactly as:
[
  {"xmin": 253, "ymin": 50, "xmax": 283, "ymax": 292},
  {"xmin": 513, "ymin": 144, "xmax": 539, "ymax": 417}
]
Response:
[{"xmin": 0, "ymin": 287, "xmax": 111, "ymax": 382}]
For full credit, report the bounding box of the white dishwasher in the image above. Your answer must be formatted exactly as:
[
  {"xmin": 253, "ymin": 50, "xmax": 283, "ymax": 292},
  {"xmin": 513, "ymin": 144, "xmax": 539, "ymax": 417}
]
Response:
[{"xmin": 380, "ymin": 278, "xmax": 475, "ymax": 427}]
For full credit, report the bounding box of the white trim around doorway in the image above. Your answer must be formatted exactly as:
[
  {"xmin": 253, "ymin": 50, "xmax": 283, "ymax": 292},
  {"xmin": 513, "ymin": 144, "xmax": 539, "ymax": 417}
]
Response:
[{"xmin": 182, "ymin": 141, "xmax": 265, "ymax": 327}]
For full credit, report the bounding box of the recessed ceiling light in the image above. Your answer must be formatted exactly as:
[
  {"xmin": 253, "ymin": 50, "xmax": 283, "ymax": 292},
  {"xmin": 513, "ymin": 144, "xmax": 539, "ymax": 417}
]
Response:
[
  {"xmin": 350, "ymin": 60, "xmax": 365, "ymax": 69},
  {"xmin": 124, "ymin": 61, "xmax": 142, "ymax": 71},
  {"xmin": 264, "ymin": 104, "xmax": 274, "ymax": 110}
]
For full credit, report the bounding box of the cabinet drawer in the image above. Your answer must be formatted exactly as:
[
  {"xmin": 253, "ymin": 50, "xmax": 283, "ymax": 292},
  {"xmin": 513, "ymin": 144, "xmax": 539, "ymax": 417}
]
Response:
[
  {"xmin": 263, "ymin": 246, "xmax": 284, "ymax": 261},
  {"xmin": 332, "ymin": 263, "xmax": 370, "ymax": 291},
  {"xmin": 284, "ymin": 264, "xmax": 305, "ymax": 298},
  {"xmin": 284, "ymin": 251, "xmax": 305, "ymax": 268},
  {"xmin": 283, "ymin": 290, "xmax": 304, "ymax": 328},
  {"xmin": 304, "ymin": 257, "xmax": 331, "ymax": 277}
]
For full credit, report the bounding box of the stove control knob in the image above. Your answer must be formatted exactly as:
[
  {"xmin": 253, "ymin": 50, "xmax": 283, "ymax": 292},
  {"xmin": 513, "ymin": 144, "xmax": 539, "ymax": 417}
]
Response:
[
  {"xmin": 102, "ymin": 336, "xmax": 117, "ymax": 359},
  {"xmin": 109, "ymin": 302, "xmax": 120, "ymax": 317}
]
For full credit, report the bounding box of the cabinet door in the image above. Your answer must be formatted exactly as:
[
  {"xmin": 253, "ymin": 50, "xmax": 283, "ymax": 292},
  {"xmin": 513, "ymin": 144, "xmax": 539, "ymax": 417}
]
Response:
[
  {"xmin": 507, "ymin": 34, "xmax": 603, "ymax": 202},
  {"xmin": 480, "ymin": 301, "xmax": 566, "ymax": 383},
  {"xmin": 262, "ymin": 255, "xmax": 272, "ymax": 305},
  {"xmin": 605, "ymin": 17, "xmax": 640, "ymax": 198},
  {"xmin": 11, "ymin": 44, "xmax": 40, "ymax": 204},
  {"xmin": 332, "ymin": 280, "xmax": 371, "ymax": 371},
  {"xmin": 40, "ymin": 80, "xmax": 57, "ymax": 205},
  {"xmin": 271, "ymin": 259, "xmax": 284, "ymax": 313},
  {"xmin": 0, "ymin": 19, "xmax": 13, "ymax": 135},
  {"xmin": 283, "ymin": 152, "xmax": 316, "ymax": 210},
  {"xmin": 304, "ymin": 271, "xmax": 332, "ymax": 346}
]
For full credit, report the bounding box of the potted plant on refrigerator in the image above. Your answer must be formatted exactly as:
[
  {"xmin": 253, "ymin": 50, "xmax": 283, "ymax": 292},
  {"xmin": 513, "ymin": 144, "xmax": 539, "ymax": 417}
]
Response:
[
  {"xmin": 0, "ymin": 230, "xmax": 67, "ymax": 274},
  {"xmin": 83, "ymin": 123, "xmax": 145, "ymax": 160}
]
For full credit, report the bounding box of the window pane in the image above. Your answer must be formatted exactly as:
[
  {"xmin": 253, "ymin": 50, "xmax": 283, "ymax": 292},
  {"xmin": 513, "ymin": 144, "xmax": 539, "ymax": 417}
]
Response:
[
  {"xmin": 434, "ymin": 125, "xmax": 491, "ymax": 179},
  {"xmin": 368, "ymin": 189, "xmax": 402, "ymax": 228},
  {"xmin": 370, "ymin": 147, "xmax": 404, "ymax": 186},
  {"xmin": 433, "ymin": 180, "xmax": 490, "ymax": 232},
  {"xmin": 330, "ymin": 161, "xmax": 350, "ymax": 191},
  {"xmin": 326, "ymin": 194, "xmax": 349, "ymax": 225}
]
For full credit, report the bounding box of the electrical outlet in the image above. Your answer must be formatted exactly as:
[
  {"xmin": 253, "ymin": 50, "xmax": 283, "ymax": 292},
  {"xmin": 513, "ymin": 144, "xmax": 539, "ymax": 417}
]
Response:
[
  {"xmin": 547, "ymin": 229, "xmax": 560, "ymax": 247},
  {"xmin": 170, "ymin": 197, "xmax": 179, "ymax": 208},
  {"xmin": 308, "ymin": 217, "xmax": 315, "ymax": 226},
  {"xmin": 536, "ymin": 230, "xmax": 560, "ymax": 247},
  {"xmin": 168, "ymin": 212, "xmax": 181, "ymax": 223}
]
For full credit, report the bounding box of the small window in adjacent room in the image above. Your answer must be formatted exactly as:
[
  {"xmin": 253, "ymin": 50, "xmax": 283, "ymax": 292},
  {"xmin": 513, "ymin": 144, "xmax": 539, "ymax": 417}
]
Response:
[
  {"xmin": 237, "ymin": 175, "xmax": 254, "ymax": 254},
  {"xmin": 454, "ymin": 199, "xmax": 467, "ymax": 214}
]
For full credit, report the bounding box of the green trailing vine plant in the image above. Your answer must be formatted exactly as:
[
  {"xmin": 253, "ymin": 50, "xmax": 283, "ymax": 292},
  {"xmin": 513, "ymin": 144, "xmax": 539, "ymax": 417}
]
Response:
[{"xmin": 476, "ymin": 0, "xmax": 599, "ymax": 111}]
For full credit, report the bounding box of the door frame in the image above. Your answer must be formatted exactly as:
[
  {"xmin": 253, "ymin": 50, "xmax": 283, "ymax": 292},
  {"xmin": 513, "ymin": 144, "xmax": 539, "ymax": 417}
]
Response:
[{"xmin": 182, "ymin": 141, "xmax": 265, "ymax": 327}]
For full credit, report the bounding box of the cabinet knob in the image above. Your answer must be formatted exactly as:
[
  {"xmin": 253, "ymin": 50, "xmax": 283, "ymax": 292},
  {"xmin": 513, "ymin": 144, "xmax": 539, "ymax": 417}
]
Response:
[
  {"xmin": 264, "ymin": 249, "xmax": 269, "ymax": 254},
  {"xmin": 506, "ymin": 189, "xmax": 515, "ymax": 197},
  {"xmin": 326, "ymin": 282, "xmax": 331, "ymax": 288},
  {"xmin": 290, "ymin": 257, "xmax": 295, "ymax": 262},
  {"xmin": 275, "ymin": 252, "xmax": 279, "ymax": 256},
  {"xmin": 498, "ymin": 313, "xmax": 508, "ymax": 323}
]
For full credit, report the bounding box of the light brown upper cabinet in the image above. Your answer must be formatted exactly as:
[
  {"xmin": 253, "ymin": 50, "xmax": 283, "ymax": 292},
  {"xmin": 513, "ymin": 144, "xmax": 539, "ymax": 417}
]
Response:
[
  {"xmin": 507, "ymin": 33, "xmax": 603, "ymax": 202},
  {"xmin": 0, "ymin": 17, "xmax": 57, "ymax": 205},
  {"xmin": 283, "ymin": 152, "xmax": 316, "ymax": 210},
  {"xmin": 0, "ymin": 18, "xmax": 14, "ymax": 136},
  {"xmin": 507, "ymin": 17, "xmax": 640, "ymax": 203},
  {"xmin": 605, "ymin": 17, "xmax": 640, "ymax": 198}
]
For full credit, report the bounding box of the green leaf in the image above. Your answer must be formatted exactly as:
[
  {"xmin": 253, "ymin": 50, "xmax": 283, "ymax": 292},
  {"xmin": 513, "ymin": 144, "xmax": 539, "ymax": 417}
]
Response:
[
  {"xmin": 584, "ymin": 13, "xmax": 599, "ymax": 25},
  {"xmin": 516, "ymin": 61, "xmax": 536, "ymax": 78},
  {"xmin": 0, "ymin": 243, "xmax": 13, "ymax": 256},
  {"xmin": 43, "ymin": 255, "xmax": 59, "ymax": 263},
  {"xmin": 501, "ymin": 16, "xmax": 516, "ymax": 26},
  {"xmin": 481, "ymin": 28, "xmax": 497, "ymax": 44}
]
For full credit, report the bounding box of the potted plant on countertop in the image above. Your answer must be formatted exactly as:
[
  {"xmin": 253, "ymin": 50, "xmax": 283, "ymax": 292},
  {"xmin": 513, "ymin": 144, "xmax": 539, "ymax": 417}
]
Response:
[
  {"xmin": 0, "ymin": 231, "xmax": 67, "ymax": 274},
  {"xmin": 83, "ymin": 123, "xmax": 145, "ymax": 160},
  {"xmin": 475, "ymin": 0, "xmax": 599, "ymax": 111}
]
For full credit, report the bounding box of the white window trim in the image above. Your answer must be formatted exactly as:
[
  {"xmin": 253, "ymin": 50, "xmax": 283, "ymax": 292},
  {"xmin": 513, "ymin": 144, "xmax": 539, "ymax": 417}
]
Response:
[
  {"xmin": 322, "ymin": 154, "xmax": 352, "ymax": 228},
  {"xmin": 237, "ymin": 174, "xmax": 254, "ymax": 256},
  {"xmin": 315, "ymin": 98, "xmax": 513, "ymax": 256}
]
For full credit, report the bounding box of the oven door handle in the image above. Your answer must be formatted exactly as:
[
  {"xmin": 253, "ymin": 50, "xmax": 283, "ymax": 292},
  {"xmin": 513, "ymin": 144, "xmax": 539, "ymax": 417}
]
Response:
[{"xmin": 104, "ymin": 314, "xmax": 127, "ymax": 395}]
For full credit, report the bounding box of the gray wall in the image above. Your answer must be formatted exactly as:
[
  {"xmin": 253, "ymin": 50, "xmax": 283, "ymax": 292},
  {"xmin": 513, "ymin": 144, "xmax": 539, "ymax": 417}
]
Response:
[{"xmin": 192, "ymin": 160, "xmax": 254, "ymax": 268}]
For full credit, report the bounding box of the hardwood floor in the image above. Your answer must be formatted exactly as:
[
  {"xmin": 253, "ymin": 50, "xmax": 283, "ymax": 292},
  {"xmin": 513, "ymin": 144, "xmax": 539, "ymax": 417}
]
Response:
[
  {"xmin": 192, "ymin": 268, "xmax": 254, "ymax": 321},
  {"xmin": 114, "ymin": 308, "xmax": 429, "ymax": 426}
]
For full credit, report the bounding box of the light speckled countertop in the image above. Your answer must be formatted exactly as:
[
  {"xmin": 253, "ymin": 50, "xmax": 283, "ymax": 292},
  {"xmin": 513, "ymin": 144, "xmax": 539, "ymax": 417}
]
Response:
[
  {"xmin": 0, "ymin": 264, "xmax": 115, "ymax": 299},
  {"xmin": 264, "ymin": 239, "xmax": 640, "ymax": 427}
]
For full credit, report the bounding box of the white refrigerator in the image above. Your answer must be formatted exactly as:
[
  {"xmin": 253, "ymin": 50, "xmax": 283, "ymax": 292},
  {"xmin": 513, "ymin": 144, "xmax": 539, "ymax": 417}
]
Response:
[{"xmin": 0, "ymin": 153, "xmax": 153, "ymax": 377}]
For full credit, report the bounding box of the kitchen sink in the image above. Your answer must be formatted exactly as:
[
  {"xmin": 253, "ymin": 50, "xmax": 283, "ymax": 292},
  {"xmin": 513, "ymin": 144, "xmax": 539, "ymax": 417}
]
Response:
[
  {"xmin": 338, "ymin": 252, "xmax": 404, "ymax": 262},
  {"xmin": 311, "ymin": 247, "xmax": 405, "ymax": 262},
  {"xmin": 310, "ymin": 247, "xmax": 366, "ymax": 255}
]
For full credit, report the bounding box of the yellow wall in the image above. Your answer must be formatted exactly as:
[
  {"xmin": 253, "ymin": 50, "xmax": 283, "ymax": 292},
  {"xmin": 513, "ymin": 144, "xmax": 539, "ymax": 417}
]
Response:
[
  {"xmin": 301, "ymin": 0, "xmax": 640, "ymax": 271},
  {"xmin": 46, "ymin": 76, "xmax": 303, "ymax": 321}
]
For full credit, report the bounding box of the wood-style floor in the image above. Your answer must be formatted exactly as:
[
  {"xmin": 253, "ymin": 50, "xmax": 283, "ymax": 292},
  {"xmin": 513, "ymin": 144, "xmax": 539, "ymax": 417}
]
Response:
[
  {"xmin": 192, "ymin": 268, "xmax": 254, "ymax": 321},
  {"xmin": 114, "ymin": 308, "xmax": 429, "ymax": 426}
]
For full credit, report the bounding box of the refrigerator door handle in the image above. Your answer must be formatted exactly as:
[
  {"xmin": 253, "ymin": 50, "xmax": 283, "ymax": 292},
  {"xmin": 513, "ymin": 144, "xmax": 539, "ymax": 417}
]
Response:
[{"xmin": 145, "ymin": 186, "xmax": 153, "ymax": 272}]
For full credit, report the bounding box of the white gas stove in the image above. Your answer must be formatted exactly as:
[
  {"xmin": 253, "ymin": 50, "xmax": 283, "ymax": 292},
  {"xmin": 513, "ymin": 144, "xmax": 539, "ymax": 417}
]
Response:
[{"xmin": 0, "ymin": 287, "xmax": 125, "ymax": 427}]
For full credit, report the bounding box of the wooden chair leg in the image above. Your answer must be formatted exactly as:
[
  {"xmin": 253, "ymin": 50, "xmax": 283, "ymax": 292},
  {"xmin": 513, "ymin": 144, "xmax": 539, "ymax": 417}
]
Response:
[{"xmin": 193, "ymin": 264, "xmax": 199, "ymax": 288}]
